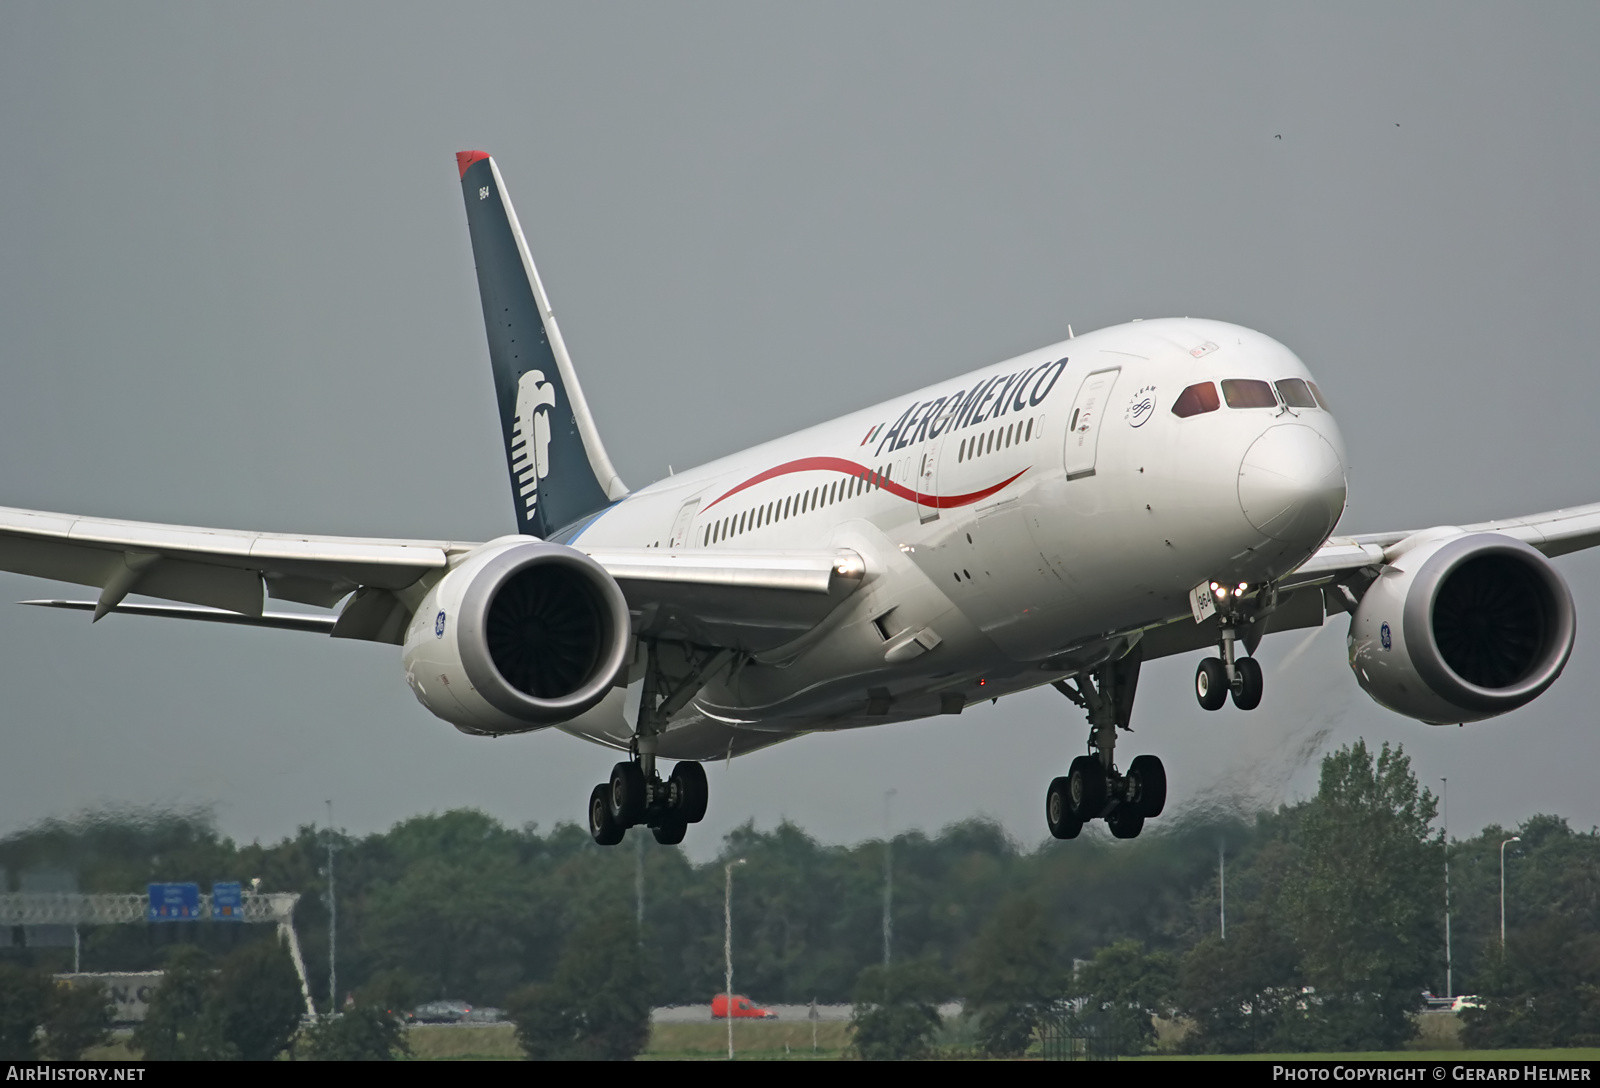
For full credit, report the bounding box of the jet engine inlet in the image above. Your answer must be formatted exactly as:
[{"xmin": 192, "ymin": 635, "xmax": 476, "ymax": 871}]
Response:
[
  {"xmin": 403, "ymin": 539, "xmax": 633, "ymax": 734},
  {"xmin": 458, "ymin": 543, "xmax": 632, "ymax": 723},
  {"xmin": 1432, "ymin": 553, "xmax": 1554, "ymax": 689},
  {"xmin": 1402, "ymin": 536, "xmax": 1575, "ymax": 714},
  {"xmin": 486, "ymin": 563, "xmax": 610, "ymax": 699},
  {"xmin": 1348, "ymin": 532, "xmax": 1576, "ymax": 723}
]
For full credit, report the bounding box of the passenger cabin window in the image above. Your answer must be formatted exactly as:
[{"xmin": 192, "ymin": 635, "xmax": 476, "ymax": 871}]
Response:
[
  {"xmin": 1171, "ymin": 382, "xmax": 1221, "ymax": 418},
  {"xmin": 1221, "ymin": 378, "xmax": 1277, "ymax": 409},
  {"xmin": 1275, "ymin": 378, "xmax": 1318, "ymax": 409}
]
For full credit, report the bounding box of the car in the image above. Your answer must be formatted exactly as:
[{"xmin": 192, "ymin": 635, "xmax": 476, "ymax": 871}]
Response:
[
  {"xmin": 1451, "ymin": 995, "xmax": 1483, "ymax": 1012},
  {"xmin": 409, "ymin": 1000, "xmax": 474, "ymax": 1023},
  {"xmin": 712, "ymin": 994, "xmax": 776, "ymax": 1019}
]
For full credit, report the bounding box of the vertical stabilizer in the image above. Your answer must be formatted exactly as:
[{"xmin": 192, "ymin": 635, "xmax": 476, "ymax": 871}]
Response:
[{"xmin": 457, "ymin": 151, "xmax": 627, "ymax": 538}]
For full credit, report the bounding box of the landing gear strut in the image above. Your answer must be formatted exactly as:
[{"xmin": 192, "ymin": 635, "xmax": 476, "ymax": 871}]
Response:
[
  {"xmin": 1195, "ymin": 611, "xmax": 1265, "ymax": 712},
  {"xmin": 1045, "ymin": 645, "xmax": 1166, "ymax": 840},
  {"xmin": 587, "ymin": 640, "xmax": 728, "ymax": 846}
]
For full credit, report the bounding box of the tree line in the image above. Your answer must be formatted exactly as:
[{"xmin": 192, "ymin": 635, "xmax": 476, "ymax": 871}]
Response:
[{"xmin": 0, "ymin": 738, "xmax": 1596, "ymax": 1056}]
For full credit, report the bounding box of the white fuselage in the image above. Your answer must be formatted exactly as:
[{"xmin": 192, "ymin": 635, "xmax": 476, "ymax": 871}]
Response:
[{"xmin": 557, "ymin": 317, "xmax": 1347, "ymax": 758}]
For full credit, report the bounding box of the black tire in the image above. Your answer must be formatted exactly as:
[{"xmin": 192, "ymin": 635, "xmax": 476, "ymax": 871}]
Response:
[
  {"xmin": 652, "ymin": 818, "xmax": 687, "ymax": 846},
  {"xmin": 1127, "ymin": 754, "xmax": 1167, "ymax": 818},
  {"xmin": 1045, "ymin": 776, "xmax": 1083, "ymax": 839},
  {"xmin": 1106, "ymin": 806, "xmax": 1145, "ymax": 839},
  {"xmin": 1067, "ymin": 755, "xmax": 1107, "ymax": 821},
  {"xmin": 589, "ymin": 784, "xmax": 624, "ymax": 846},
  {"xmin": 1196, "ymin": 657, "xmax": 1228, "ymax": 711},
  {"xmin": 1232, "ymin": 656, "xmax": 1264, "ymax": 711},
  {"xmin": 609, "ymin": 761, "xmax": 647, "ymax": 826},
  {"xmin": 669, "ymin": 761, "xmax": 709, "ymax": 823}
]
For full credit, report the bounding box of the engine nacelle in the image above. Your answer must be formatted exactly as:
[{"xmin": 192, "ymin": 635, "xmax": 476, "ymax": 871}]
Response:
[
  {"xmin": 1349, "ymin": 532, "xmax": 1576, "ymax": 724},
  {"xmin": 402, "ymin": 537, "xmax": 632, "ymax": 735}
]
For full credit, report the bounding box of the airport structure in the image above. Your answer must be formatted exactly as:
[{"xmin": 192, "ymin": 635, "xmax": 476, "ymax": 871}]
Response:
[{"xmin": 0, "ymin": 891, "xmax": 314, "ymax": 1016}]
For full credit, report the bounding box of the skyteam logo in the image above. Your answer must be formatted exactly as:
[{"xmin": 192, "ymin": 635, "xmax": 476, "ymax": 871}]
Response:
[
  {"xmin": 1124, "ymin": 385, "xmax": 1157, "ymax": 428},
  {"xmin": 510, "ymin": 369, "xmax": 557, "ymax": 521}
]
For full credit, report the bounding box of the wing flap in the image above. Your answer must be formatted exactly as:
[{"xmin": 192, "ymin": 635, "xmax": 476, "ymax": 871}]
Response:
[
  {"xmin": 23, "ymin": 600, "xmax": 337, "ymax": 633},
  {"xmin": 584, "ymin": 547, "xmax": 865, "ymax": 653},
  {"xmin": 583, "ymin": 548, "xmax": 845, "ymax": 595}
]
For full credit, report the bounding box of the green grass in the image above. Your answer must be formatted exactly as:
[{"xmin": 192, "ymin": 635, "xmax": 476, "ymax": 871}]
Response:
[
  {"xmin": 406, "ymin": 1024, "xmax": 522, "ymax": 1060},
  {"xmin": 404, "ymin": 1020, "xmax": 853, "ymax": 1060},
  {"xmin": 643, "ymin": 1020, "xmax": 853, "ymax": 1061},
  {"xmin": 1137, "ymin": 1050, "xmax": 1600, "ymax": 1062},
  {"xmin": 82, "ymin": 1019, "xmax": 1600, "ymax": 1061}
]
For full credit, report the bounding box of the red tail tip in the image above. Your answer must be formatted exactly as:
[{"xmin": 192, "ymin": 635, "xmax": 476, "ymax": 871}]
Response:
[{"xmin": 456, "ymin": 150, "xmax": 490, "ymax": 179}]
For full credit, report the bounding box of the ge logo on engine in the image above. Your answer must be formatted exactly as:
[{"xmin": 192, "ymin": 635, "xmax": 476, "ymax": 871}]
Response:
[
  {"xmin": 1380, "ymin": 621, "xmax": 1392, "ymax": 651},
  {"xmin": 435, "ymin": 611, "xmax": 447, "ymax": 638}
]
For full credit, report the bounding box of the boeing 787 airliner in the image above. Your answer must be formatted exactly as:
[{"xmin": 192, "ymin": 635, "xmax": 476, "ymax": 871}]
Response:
[{"xmin": 4, "ymin": 151, "xmax": 1593, "ymax": 845}]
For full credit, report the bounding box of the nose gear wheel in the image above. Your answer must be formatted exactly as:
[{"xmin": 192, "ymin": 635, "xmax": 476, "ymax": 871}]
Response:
[{"xmin": 1194, "ymin": 595, "xmax": 1273, "ymax": 712}]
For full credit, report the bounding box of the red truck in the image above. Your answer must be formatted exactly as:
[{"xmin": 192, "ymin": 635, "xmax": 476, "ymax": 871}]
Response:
[{"xmin": 711, "ymin": 993, "xmax": 776, "ymax": 1019}]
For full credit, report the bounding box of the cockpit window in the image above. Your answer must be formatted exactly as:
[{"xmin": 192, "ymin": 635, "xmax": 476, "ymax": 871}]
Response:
[
  {"xmin": 1221, "ymin": 378, "xmax": 1277, "ymax": 409},
  {"xmin": 1275, "ymin": 378, "xmax": 1318, "ymax": 409},
  {"xmin": 1308, "ymin": 381, "xmax": 1330, "ymax": 410},
  {"xmin": 1171, "ymin": 381, "xmax": 1221, "ymax": 418}
]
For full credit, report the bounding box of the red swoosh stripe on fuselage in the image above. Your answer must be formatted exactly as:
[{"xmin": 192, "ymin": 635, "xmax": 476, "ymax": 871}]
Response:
[{"xmin": 703, "ymin": 456, "xmax": 1027, "ymax": 512}]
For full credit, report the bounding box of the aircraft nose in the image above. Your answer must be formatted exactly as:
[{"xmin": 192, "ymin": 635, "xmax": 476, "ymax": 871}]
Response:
[{"xmin": 1236, "ymin": 423, "xmax": 1347, "ymax": 546}]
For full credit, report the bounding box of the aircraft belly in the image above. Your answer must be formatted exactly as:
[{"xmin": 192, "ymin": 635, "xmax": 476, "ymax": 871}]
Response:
[{"xmin": 553, "ymin": 687, "xmax": 809, "ymax": 761}]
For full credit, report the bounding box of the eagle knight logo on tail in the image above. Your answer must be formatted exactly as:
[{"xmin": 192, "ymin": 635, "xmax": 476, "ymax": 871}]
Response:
[{"xmin": 510, "ymin": 370, "xmax": 557, "ymax": 521}]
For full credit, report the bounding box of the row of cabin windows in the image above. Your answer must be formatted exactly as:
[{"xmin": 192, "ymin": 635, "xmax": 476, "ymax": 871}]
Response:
[
  {"xmin": 956, "ymin": 416, "xmax": 1038, "ymax": 463},
  {"xmin": 702, "ymin": 463, "xmax": 898, "ymax": 545},
  {"xmin": 1171, "ymin": 377, "xmax": 1328, "ymax": 419}
]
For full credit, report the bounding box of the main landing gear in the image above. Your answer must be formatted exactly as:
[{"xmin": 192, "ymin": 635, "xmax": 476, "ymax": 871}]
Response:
[
  {"xmin": 1045, "ymin": 646, "xmax": 1166, "ymax": 841},
  {"xmin": 588, "ymin": 641, "xmax": 731, "ymax": 847},
  {"xmin": 1195, "ymin": 617, "xmax": 1264, "ymax": 712},
  {"xmin": 588, "ymin": 760, "xmax": 707, "ymax": 846}
]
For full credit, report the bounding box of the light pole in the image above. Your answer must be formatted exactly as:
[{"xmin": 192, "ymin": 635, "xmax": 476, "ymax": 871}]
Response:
[
  {"xmin": 326, "ymin": 799, "xmax": 336, "ymax": 1014},
  {"xmin": 635, "ymin": 829, "xmax": 645, "ymax": 945},
  {"xmin": 724, "ymin": 858, "xmax": 746, "ymax": 1061},
  {"xmin": 1219, "ymin": 840, "xmax": 1226, "ymax": 941},
  {"xmin": 883, "ymin": 789, "xmax": 896, "ymax": 969},
  {"xmin": 1501, "ymin": 836, "xmax": 1521, "ymax": 952},
  {"xmin": 1442, "ymin": 777, "xmax": 1452, "ymax": 999}
]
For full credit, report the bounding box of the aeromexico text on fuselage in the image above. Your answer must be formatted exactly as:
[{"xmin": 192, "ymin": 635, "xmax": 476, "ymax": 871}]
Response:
[{"xmin": 861, "ymin": 356, "xmax": 1068, "ymax": 458}]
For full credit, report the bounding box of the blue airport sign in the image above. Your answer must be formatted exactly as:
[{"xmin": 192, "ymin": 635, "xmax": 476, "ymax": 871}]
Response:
[
  {"xmin": 147, "ymin": 882, "xmax": 201, "ymax": 921},
  {"xmin": 212, "ymin": 882, "xmax": 244, "ymax": 921}
]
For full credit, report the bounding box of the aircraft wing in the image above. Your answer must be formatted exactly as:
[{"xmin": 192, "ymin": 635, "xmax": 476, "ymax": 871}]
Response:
[
  {"xmin": 0, "ymin": 505, "xmax": 861, "ymax": 652},
  {"xmin": 1282, "ymin": 500, "xmax": 1600, "ymax": 591},
  {"xmin": 1135, "ymin": 502, "xmax": 1600, "ymax": 666}
]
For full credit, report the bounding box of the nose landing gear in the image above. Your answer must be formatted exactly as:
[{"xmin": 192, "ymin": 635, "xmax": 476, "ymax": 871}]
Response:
[
  {"xmin": 1045, "ymin": 646, "xmax": 1165, "ymax": 840},
  {"xmin": 587, "ymin": 640, "xmax": 728, "ymax": 847},
  {"xmin": 1194, "ymin": 589, "xmax": 1271, "ymax": 711}
]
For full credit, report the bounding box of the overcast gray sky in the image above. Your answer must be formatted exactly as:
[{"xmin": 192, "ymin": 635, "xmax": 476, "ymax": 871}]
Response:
[{"xmin": 0, "ymin": 2, "xmax": 1596, "ymax": 857}]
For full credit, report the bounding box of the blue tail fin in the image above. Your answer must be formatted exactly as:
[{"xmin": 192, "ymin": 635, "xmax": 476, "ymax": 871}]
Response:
[{"xmin": 457, "ymin": 151, "xmax": 627, "ymax": 539}]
